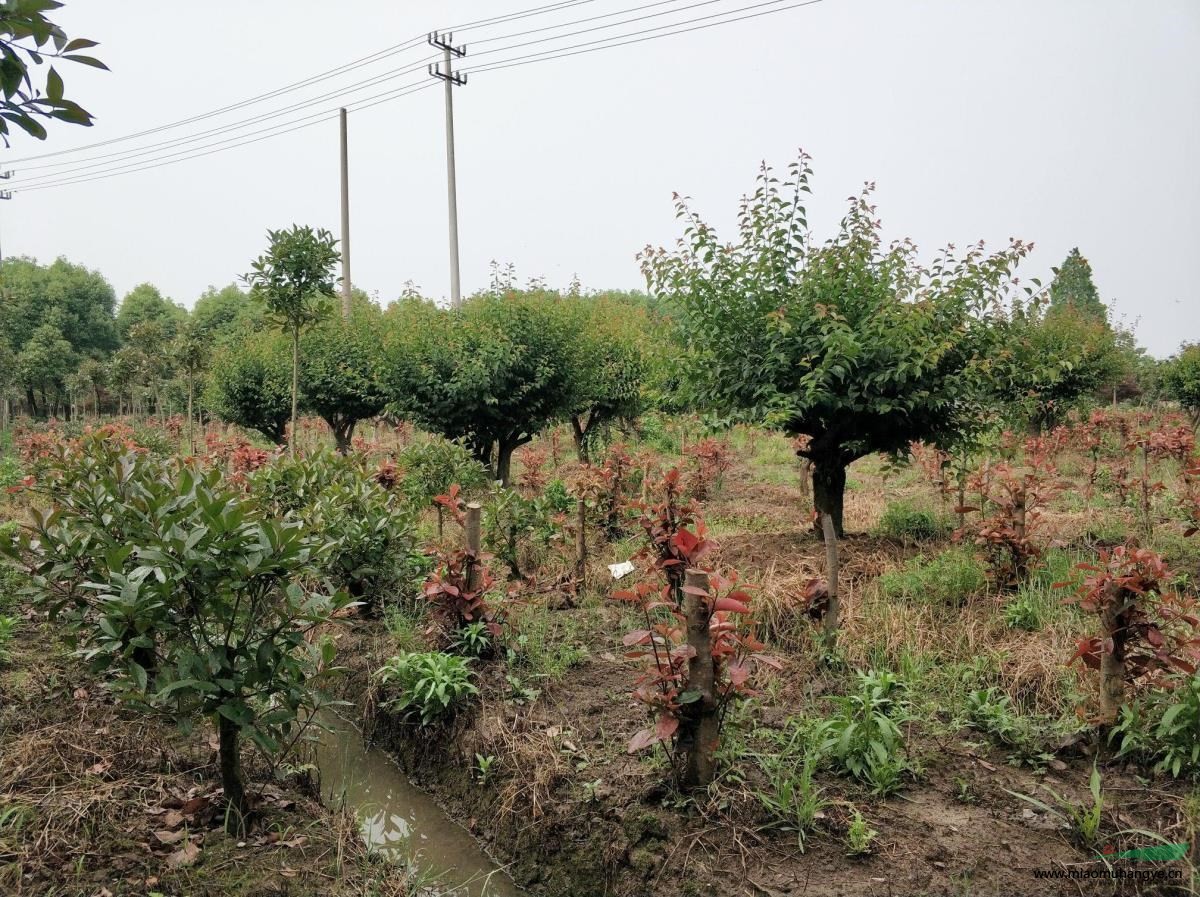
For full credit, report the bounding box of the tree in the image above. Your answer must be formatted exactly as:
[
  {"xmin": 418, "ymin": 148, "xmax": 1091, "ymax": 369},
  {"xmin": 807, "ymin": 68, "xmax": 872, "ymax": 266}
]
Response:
[
  {"xmin": 641, "ymin": 155, "xmax": 1031, "ymax": 538},
  {"xmin": 205, "ymin": 331, "xmax": 292, "ymax": 444},
  {"xmin": 1048, "ymin": 247, "xmax": 1106, "ymax": 321},
  {"xmin": 0, "ymin": 1, "xmax": 106, "ymax": 145},
  {"xmin": 73, "ymin": 356, "xmax": 105, "ymax": 417},
  {"xmin": 127, "ymin": 319, "xmax": 174, "ymax": 422},
  {"xmin": 173, "ymin": 322, "xmax": 209, "ymax": 452},
  {"xmin": 563, "ymin": 295, "xmax": 648, "ymax": 462},
  {"xmin": 244, "ymin": 226, "xmax": 340, "ymax": 455},
  {"xmin": 3, "ymin": 437, "xmax": 350, "ymax": 834},
  {"xmin": 190, "ymin": 283, "xmax": 264, "ymax": 344},
  {"xmin": 1163, "ymin": 343, "xmax": 1200, "ymax": 429},
  {"xmin": 300, "ymin": 312, "xmax": 387, "ymax": 453},
  {"xmin": 0, "ymin": 338, "xmax": 15, "ymax": 429},
  {"xmin": 16, "ymin": 321, "xmax": 76, "ymax": 416},
  {"xmin": 0, "ymin": 256, "xmax": 118, "ymax": 358},
  {"xmin": 991, "ymin": 300, "xmax": 1125, "ymax": 432},
  {"xmin": 115, "ymin": 283, "xmax": 186, "ymax": 342},
  {"xmin": 382, "ymin": 294, "xmax": 576, "ymax": 486}
]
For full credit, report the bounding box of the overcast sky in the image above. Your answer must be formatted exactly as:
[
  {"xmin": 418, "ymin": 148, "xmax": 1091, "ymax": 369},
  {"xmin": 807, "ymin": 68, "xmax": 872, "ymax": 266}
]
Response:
[{"xmin": 3, "ymin": 0, "xmax": 1197, "ymax": 356}]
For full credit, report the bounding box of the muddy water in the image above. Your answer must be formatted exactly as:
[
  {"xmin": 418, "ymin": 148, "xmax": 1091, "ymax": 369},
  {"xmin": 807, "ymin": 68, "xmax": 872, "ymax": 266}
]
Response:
[{"xmin": 314, "ymin": 713, "xmax": 522, "ymax": 897}]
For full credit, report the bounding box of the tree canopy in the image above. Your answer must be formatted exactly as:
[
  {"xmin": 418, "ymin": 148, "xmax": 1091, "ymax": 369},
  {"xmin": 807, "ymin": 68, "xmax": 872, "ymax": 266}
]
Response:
[
  {"xmin": 382, "ymin": 293, "xmax": 576, "ymax": 485},
  {"xmin": 1048, "ymin": 247, "xmax": 1106, "ymax": 321},
  {"xmin": 641, "ymin": 154, "xmax": 1031, "ymax": 535}
]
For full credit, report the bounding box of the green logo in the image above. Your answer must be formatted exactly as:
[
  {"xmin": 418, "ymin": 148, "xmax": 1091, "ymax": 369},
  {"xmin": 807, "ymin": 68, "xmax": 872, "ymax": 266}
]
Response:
[{"xmin": 1097, "ymin": 842, "xmax": 1190, "ymax": 862}]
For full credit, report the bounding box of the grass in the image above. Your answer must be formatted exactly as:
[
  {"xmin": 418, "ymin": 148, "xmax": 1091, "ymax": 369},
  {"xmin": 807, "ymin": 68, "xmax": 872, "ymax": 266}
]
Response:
[
  {"xmin": 875, "ymin": 500, "xmax": 953, "ymax": 542},
  {"xmin": 878, "ymin": 545, "xmax": 988, "ymax": 606}
]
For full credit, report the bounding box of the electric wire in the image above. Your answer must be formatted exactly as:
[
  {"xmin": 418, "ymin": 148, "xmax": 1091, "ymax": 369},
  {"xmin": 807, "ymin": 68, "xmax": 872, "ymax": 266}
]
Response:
[{"xmin": 14, "ymin": 0, "xmax": 827, "ymax": 192}]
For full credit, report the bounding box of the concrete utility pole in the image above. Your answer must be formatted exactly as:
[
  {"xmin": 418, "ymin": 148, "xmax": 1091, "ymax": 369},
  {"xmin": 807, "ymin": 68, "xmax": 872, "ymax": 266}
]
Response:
[
  {"xmin": 428, "ymin": 31, "xmax": 467, "ymax": 307},
  {"xmin": 0, "ymin": 171, "xmax": 12, "ymax": 265},
  {"xmin": 338, "ymin": 108, "xmax": 352, "ymax": 319}
]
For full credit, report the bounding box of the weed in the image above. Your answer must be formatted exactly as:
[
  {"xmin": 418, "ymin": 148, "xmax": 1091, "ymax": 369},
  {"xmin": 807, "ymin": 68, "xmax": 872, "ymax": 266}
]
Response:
[
  {"xmin": 753, "ymin": 720, "xmax": 826, "ymax": 851},
  {"xmin": 879, "ymin": 546, "xmax": 988, "ymax": 606},
  {"xmin": 814, "ymin": 670, "xmax": 909, "ymax": 795},
  {"xmin": 473, "ymin": 754, "xmax": 497, "ymax": 784},
  {"xmin": 376, "ymin": 652, "xmax": 477, "ymax": 726},
  {"xmin": 0, "ymin": 613, "xmax": 16, "ymax": 663},
  {"xmin": 1007, "ymin": 764, "xmax": 1106, "ymax": 848},
  {"xmin": 451, "ymin": 620, "xmax": 493, "ymax": 659},
  {"xmin": 844, "ymin": 808, "xmax": 878, "ymax": 856},
  {"xmin": 876, "ymin": 501, "xmax": 951, "ymax": 543}
]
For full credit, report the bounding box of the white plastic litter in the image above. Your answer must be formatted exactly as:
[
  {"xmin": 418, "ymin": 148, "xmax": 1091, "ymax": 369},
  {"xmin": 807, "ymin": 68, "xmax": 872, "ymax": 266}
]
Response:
[{"xmin": 608, "ymin": 560, "xmax": 636, "ymax": 580}]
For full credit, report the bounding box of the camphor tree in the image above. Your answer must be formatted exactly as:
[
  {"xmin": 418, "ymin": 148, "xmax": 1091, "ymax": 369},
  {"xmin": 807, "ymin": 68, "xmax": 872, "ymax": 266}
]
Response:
[
  {"xmin": 641, "ymin": 153, "xmax": 1031, "ymax": 539},
  {"xmin": 1162, "ymin": 343, "xmax": 1200, "ymax": 429},
  {"xmin": 0, "ymin": 0, "xmax": 107, "ymax": 145},
  {"xmin": 382, "ymin": 293, "xmax": 575, "ymax": 485},
  {"xmin": 244, "ymin": 226, "xmax": 340, "ymax": 455}
]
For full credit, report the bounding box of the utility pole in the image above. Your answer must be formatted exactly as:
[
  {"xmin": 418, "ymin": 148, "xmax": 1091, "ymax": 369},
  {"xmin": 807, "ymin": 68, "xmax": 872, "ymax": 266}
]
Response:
[
  {"xmin": 428, "ymin": 31, "xmax": 467, "ymax": 307},
  {"xmin": 338, "ymin": 108, "xmax": 352, "ymax": 320},
  {"xmin": 0, "ymin": 172, "xmax": 12, "ymax": 265}
]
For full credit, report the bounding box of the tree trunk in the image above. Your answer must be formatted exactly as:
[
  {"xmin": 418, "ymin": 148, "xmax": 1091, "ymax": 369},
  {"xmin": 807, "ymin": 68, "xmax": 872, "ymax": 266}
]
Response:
[
  {"xmin": 289, "ymin": 325, "xmax": 300, "ymax": 457},
  {"xmin": 496, "ymin": 439, "xmax": 517, "ymax": 488},
  {"xmin": 186, "ymin": 379, "xmax": 195, "ymax": 455},
  {"xmin": 821, "ymin": 512, "xmax": 840, "ymax": 653},
  {"xmin": 570, "ymin": 415, "xmax": 589, "ymax": 463},
  {"xmin": 681, "ymin": 568, "xmax": 718, "ymax": 790},
  {"xmin": 811, "ymin": 458, "xmax": 846, "ymax": 539},
  {"xmin": 217, "ymin": 713, "xmax": 248, "ymax": 835},
  {"xmin": 1098, "ymin": 586, "xmax": 1128, "ymax": 725},
  {"xmin": 574, "ymin": 497, "xmax": 587, "ymax": 593},
  {"xmin": 333, "ymin": 418, "xmax": 354, "ymax": 455}
]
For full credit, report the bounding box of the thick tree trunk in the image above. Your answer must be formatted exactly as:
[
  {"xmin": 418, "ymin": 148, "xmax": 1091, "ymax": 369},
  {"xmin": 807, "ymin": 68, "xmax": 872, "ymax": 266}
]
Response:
[
  {"xmin": 332, "ymin": 418, "xmax": 355, "ymax": 455},
  {"xmin": 496, "ymin": 439, "xmax": 517, "ymax": 488},
  {"xmin": 1098, "ymin": 586, "xmax": 1128, "ymax": 725},
  {"xmin": 811, "ymin": 458, "xmax": 846, "ymax": 539},
  {"xmin": 821, "ymin": 513, "xmax": 841, "ymax": 652},
  {"xmin": 681, "ymin": 568, "xmax": 718, "ymax": 789},
  {"xmin": 570, "ymin": 415, "xmax": 589, "ymax": 463},
  {"xmin": 218, "ymin": 713, "xmax": 248, "ymax": 835}
]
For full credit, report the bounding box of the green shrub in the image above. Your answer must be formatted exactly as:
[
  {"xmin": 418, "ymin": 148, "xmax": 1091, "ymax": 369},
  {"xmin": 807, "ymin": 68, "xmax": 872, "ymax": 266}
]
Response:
[
  {"xmin": 814, "ymin": 670, "xmax": 909, "ymax": 795},
  {"xmin": 376, "ymin": 651, "xmax": 477, "ymax": 726},
  {"xmin": 305, "ymin": 478, "xmax": 429, "ymax": 615},
  {"xmin": 879, "ymin": 546, "xmax": 987, "ymax": 605},
  {"xmin": 1112, "ymin": 675, "xmax": 1200, "ymax": 778},
  {"xmin": 397, "ymin": 437, "xmax": 490, "ymax": 507},
  {"xmin": 876, "ymin": 501, "xmax": 951, "ymax": 542},
  {"xmin": 0, "ymin": 456, "xmax": 22, "ymax": 489}
]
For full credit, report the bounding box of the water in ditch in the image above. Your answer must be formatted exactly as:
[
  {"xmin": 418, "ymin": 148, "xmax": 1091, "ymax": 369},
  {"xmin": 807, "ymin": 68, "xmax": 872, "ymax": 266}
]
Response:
[{"xmin": 314, "ymin": 713, "xmax": 522, "ymax": 897}]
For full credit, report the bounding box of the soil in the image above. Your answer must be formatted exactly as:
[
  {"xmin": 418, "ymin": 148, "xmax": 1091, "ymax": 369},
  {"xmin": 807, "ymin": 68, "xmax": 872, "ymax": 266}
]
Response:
[{"xmin": 0, "ymin": 621, "xmax": 417, "ymax": 897}]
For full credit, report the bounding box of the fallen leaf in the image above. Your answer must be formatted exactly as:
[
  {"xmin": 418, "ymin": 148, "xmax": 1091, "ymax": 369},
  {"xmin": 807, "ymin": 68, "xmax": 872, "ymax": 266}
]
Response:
[
  {"xmin": 166, "ymin": 842, "xmax": 201, "ymax": 869},
  {"xmin": 88, "ymin": 760, "xmax": 112, "ymax": 776},
  {"xmin": 162, "ymin": 810, "xmax": 185, "ymax": 829},
  {"xmin": 154, "ymin": 829, "xmax": 188, "ymax": 846},
  {"xmin": 279, "ymin": 867, "xmax": 298, "ymax": 878},
  {"xmin": 976, "ymin": 759, "xmax": 997, "ymax": 772},
  {"xmin": 180, "ymin": 796, "xmax": 210, "ymax": 816}
]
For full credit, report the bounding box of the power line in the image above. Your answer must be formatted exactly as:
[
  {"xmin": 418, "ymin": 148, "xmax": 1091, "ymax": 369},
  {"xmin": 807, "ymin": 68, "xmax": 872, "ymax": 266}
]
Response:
[
  {"xmin": 16, "ymin": 1, "xmax": 705, "ymax": 176},
  {"xmin": 2, "ymin": 0, "xmax": 603, "ymax": 165},
  {"xmin": 15, "ymin": 83, "xmax": 435, "ymax": 193},
  {"xmin": 11, "ymin": 0, "xmax": 787, "ymax": 180},
  {"xmin": 464, "ymin": 0, "xmax": 825, "ymax": 75},
  {"xmin": 12, "ymin": 0, "xmax": 828, "ymax": 193}
]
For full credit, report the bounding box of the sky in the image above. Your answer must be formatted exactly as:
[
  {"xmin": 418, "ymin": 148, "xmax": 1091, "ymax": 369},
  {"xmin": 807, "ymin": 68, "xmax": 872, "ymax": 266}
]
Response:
[{"xmin": 2, "ymin": 0, "xmax": 1198, "ymax": 357}]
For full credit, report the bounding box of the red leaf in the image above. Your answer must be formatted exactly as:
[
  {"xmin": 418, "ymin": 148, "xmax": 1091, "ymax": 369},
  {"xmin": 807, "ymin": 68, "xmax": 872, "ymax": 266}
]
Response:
[
  {"xmin": 622, "ymin": 629, "xmax": 652, "ymax": 647},
  {"xmin": 627, "ymin": 728, "xmax": 658, "ymax": 753},
  {"xmin": 714, "ymin": 596, "xmax": 751, "ymax": 614},
  {"xmin": 655, "ymin": 713, "xmax": 679, "ymax": 741}
]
